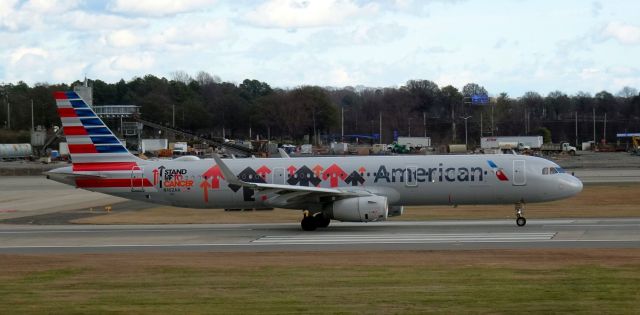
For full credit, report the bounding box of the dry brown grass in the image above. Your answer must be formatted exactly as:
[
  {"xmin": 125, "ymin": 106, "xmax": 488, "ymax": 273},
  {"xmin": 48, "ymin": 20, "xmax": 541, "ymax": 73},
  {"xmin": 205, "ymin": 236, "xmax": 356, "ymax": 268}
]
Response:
[
  {"xmin": 72, "ymin": 183, "xmax": 640, "ymax": 224},
  {"xmin": 2, "ymin": 249, "xmax": 640, "ymax": 273}
]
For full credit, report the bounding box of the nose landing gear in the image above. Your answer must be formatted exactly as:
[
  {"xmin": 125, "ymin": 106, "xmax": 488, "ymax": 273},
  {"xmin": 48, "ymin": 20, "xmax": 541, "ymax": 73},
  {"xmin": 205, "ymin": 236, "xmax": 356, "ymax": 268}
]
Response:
[{"xmin": 515, "ymin": 202, "xmax": 526, "ymax": 227}]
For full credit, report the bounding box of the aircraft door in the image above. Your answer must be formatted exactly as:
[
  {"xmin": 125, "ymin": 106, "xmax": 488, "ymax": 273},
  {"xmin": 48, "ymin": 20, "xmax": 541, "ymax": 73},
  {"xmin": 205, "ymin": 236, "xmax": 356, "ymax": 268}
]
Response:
[
  {"xmin": 512, "ymin": 160, "xmax": 526, "ymax": 186},
  {"xmin": 131, "ymin": 166, "xmax": 145, "ymax": 192},
  {"xmin": 273, "ymin": 167, "xmax": 285, "ymax": 185}
]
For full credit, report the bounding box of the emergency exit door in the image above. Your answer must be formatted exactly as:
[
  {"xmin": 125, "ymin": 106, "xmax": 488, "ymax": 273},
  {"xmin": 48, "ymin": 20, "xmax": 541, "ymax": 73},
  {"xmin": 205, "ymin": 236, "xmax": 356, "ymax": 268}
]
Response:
[
  {"xmin": 131, "ymin": 166, "xmax": 145, "ymax": 192},
  {"xmin": 512, "ymin": 160, "xmax": 526, "ymax": 186}
]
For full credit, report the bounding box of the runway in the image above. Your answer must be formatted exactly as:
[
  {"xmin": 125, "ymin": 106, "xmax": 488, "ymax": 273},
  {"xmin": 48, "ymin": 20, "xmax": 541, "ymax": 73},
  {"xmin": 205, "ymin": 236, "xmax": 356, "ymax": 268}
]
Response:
[{"xmin": 1, "ymin": 218, "xmax": 639, "ymax": 253}]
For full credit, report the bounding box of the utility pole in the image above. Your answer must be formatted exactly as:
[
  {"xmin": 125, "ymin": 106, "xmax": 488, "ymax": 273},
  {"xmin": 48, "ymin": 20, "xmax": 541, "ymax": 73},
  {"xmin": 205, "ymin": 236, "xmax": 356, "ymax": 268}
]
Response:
[
  {"xmin": 593, "ymin": 107, "xmax": 596, "ymax": 144},
  {"xmin": 491, "ymin": 101, "xmax": 494, "ymax": 136},
  {"xmin": 461, "ymin": 115, "xmax": 472, "ymax": 149},
  {"xmin": 575, "ymin": 111, "xmax": 578, "ymax": 147},
  {"xmin": 480, "ymin": 112, "xmax": 483, "ymax": 137},
  {"xmin": 603, "ymin": 112, "xmax": 607, "ymax": 143},
  {"xmin": 31, "ymin": 99, "xmax": 34, "ymax": 131},
  {"xmin": 423, "ymin": 112, "xmax": 426, "ymax": 138},
  {"xmin": 451, "ymin": 101, "xmax": 456, "ymax": 143},
  {"xmin": 341, "ymin": 106, "xmax": 344, "ymax": 142},
  {"xmin": 408, "ymin": 118, "xmax": 412, "ymax": 137},
  {"xmin": 379, "ymin": 112, "xmax": 382, "ymax": 144},
  {"xmin": 4, "ymin": 87, "xmax": 9, "ymax": 130}
]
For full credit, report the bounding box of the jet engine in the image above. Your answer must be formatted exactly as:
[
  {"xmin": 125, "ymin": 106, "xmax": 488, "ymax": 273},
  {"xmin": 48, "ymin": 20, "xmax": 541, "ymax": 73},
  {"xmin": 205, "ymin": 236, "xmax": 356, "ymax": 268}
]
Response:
[{"xmin": 325, "ymin": 195, "xmax": 388, "ymax": 222}]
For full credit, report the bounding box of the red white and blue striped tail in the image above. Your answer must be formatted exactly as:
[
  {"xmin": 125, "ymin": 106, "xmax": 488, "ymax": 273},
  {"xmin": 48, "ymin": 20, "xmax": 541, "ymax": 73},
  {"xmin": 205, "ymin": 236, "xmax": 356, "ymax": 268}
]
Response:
[{"xmin": 54, "ymin": 91, "xmax": 141, "ymax": 172}]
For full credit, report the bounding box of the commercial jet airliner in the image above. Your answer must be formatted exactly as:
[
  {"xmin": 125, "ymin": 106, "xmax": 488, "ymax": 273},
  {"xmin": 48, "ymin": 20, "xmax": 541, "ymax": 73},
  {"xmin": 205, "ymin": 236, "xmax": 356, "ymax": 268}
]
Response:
[{"xmin": 47, "ymin": 91, "xmax": 583, "ymax": 230}]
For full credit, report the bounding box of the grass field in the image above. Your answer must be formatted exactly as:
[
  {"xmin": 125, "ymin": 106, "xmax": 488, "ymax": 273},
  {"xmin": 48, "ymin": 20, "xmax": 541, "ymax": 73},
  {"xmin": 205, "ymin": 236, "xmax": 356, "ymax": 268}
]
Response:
[
  {"xmin": 1, "ymin": 250, "xmax": 639, "ymax": 314},
  {"xmin": 72, "ymin": 183, "xmax": 640, "ymax": 224},
  {"xmin": 4, "ymin": 184, "xmax": 640, "ymax": 313}
]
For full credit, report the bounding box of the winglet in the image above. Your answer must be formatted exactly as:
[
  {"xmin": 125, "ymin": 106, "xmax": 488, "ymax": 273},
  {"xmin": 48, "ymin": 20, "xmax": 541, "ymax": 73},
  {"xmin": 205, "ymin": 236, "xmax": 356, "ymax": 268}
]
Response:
[
  {"xmin": 212, "ymin": 153, "xmax": 255, "ymax": 188},
  {"xmin": 278, "ymin": 148, "xmax": 290, "ymax": 158}
]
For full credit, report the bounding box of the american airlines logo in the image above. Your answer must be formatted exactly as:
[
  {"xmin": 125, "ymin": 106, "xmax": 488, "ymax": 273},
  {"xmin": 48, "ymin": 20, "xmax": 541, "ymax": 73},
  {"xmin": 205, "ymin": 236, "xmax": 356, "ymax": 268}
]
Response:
[
  {"xmin": 487, "ymin": 160, "xmax": 509, "ymax": 181},
  {"xmin": 373, "ymin": 164, "xmax": 486, "ymax": 183}
]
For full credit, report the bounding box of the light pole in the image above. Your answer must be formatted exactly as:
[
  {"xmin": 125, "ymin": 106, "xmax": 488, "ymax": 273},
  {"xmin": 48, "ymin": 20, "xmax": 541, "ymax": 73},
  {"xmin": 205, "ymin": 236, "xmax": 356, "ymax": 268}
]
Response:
[
  {"xmin": 408, "ymin": 118, "xmax": 412, "ymax": 137},
  {"xmin": 0, "ymin": 84, "xmax": 8, "ymax": 129},
  {"xmin": 460, "ymin": 115, "xmax": 472, "ymax": 148},
  {"xmin": 423, "ymin": 112, "xmax": 426, "ymax": 138},
  {"xmin": 379, "ymin": 112, "xmax": 382, "ymax": 144},
  {"xmin": 341, "ymin": 106, "xmax": 344, "ymax": 142}
]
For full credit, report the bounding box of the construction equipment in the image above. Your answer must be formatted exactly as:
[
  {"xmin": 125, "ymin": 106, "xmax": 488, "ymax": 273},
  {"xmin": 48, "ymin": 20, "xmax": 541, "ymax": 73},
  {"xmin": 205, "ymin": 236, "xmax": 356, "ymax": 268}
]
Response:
[{"xmin": 134, "ymin": 117, "xmax": 252, "ymax": 157}]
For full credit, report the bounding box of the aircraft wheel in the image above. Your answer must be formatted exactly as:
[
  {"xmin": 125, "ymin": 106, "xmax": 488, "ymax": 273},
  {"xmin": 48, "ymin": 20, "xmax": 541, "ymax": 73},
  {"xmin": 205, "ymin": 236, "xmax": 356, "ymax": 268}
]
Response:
[
  {"xmin": 301, "ymin": 216, "xmax": 317, "ymax": 231},
  {"xmin": 516, "ymin": 217, "xmax": 527, "ymax": 227},
  {"xmin": 315, "ymin": 214, "xmax": 331, "ymax": 228}
]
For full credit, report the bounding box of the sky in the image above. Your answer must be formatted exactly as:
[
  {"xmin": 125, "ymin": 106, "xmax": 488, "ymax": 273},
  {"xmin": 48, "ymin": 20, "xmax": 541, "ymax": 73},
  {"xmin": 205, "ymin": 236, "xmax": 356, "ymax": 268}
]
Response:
[{"xmin": 1, "ymin": 0, "xmax": 639, "ymax": 96}]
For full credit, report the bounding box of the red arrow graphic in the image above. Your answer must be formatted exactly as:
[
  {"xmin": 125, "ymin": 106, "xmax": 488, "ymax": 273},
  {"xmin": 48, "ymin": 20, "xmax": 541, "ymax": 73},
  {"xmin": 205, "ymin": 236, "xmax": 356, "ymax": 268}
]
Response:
[
  {"xmin": 256, "ymin": 165, "xmax": 272, "ymax": 180},
  {"xmin": 358, "ymin": 166, "xmax": 366, "ymax": 174},
  {"xmin": 322, "ymin": 164, "xmax": 347, "ymax": 187},
  {"xmin": 202, "ymin": 165, "xmax": 225, "ymax": 189},
  {"xmin": 312, "ymin": 164, "xmax": 324, "ymax": 178},
  {"xmin": 152, "ymin": 168, "xmax": 159, "ymax": 185},
  {"xmin": 287, "ymin": 165, "xmax": 297, "ymax": 176},
  {"xmin": 199, "ymin": 179, "xmax": 212, "ymax": 202}
]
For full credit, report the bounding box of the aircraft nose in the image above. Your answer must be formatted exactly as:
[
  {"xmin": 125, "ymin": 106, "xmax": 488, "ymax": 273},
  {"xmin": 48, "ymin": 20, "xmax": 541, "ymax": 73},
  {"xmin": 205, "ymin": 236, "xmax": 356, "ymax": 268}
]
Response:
[{"xmin": 560, "ymin": 175, "xmax": 583, "ymax": 196}]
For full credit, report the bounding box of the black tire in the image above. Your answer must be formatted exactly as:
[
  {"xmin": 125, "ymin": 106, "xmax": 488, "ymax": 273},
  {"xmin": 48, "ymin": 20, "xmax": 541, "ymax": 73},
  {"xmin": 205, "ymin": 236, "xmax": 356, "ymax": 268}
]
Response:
[
  {"xmin": 315, "ymin": 214, "xmax": 331, "ymax": 228},
  {"xmin": 516, "ymin": 217, "xmax": 527, "ymax": 227},
  {"xmin": 301, "ymin": 216, "xmax": 317, "ymax": 231}
]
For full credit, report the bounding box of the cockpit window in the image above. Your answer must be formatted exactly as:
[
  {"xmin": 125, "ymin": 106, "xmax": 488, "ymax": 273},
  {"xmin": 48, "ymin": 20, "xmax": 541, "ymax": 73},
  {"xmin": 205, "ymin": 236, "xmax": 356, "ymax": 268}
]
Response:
[{"xmin": 543, "ymin": 167, "xmax": 566, "ymax": 175}]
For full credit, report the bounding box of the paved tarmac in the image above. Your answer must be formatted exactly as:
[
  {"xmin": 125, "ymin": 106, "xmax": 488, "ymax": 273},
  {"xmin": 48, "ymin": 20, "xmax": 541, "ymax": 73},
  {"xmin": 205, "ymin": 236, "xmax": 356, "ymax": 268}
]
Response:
[{"xmin": 1, "ymin": 218, "xmax": 639, "ymax": 254}]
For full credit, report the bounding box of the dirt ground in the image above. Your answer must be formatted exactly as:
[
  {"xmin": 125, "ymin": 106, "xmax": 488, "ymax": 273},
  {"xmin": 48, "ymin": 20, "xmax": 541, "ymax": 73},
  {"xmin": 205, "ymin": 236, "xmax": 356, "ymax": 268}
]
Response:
[
  {"xmin": 2, "ymin": 249, "xmax": 640, "ymax": 272},
  {"xmin": 72, "ymin": 183, "xmax": 640, "ymax": 224}
]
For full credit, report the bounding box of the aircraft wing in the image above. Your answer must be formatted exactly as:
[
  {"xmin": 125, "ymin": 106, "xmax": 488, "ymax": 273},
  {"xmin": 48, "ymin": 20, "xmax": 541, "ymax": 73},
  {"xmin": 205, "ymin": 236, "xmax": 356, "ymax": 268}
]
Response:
[{"xmin": 212, "ymin": 154, "xmax": 368, "ymax": 207}]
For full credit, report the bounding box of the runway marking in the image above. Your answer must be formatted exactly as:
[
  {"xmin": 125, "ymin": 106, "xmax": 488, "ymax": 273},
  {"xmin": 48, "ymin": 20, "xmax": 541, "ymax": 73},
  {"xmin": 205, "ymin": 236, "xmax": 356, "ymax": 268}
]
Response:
[
  {"xmin": 0, "ymin": 228, "xmax": 254, "ymax": 234},
  {"xmin": 252, "ymin": 233, "xmax": 557, "ymax": 244},
  {"xmin": 547, "ymin": 224, "xmax": 640, "ymax": 228}
]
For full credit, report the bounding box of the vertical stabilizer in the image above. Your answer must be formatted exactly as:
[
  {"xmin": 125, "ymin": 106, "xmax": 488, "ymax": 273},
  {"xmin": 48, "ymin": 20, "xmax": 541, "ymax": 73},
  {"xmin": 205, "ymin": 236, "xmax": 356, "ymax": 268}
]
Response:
[{"xmin": 54, "ymin": 91, "xmax": 140, "ymax": 172}]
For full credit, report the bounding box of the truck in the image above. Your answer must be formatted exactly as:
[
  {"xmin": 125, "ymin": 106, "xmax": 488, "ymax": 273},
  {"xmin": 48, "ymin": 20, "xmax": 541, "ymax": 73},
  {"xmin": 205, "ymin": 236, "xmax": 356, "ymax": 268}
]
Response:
[
  {"xmin": 397, "ymin": 137, "xmax": 431, "ymax": 149},
  {"xmin": 481, "ymin": 136, "xmax": 543, "ymax": 150},
  {"xmin": 171, "ymin": 142, "xmax": 189, "ymax": 155},
  {"xmin": 540, "ymin": 142, "xmax": 577, "ymax": 155},
  {"xmin": 141, "ymin": 139, "xmax": 168, "ymax": 153}
]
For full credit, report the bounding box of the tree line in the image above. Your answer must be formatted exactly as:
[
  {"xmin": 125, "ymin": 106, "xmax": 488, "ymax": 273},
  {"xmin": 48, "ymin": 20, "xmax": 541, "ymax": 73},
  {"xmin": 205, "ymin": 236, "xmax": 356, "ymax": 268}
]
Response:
[{"xmin": 1, "ymin": 72, "xmax": 639, "ymax": 146}]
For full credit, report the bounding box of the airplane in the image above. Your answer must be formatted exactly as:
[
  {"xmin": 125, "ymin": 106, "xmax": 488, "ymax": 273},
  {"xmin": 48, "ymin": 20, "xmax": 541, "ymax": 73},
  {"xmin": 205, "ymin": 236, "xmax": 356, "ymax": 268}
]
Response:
[{"xmin": 47, "ymin": 91, "xmax": 583, "ymax": 231}]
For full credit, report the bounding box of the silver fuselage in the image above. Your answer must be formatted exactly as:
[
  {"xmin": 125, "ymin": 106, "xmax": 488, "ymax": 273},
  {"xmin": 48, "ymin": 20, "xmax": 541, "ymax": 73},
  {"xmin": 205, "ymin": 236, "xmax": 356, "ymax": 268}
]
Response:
[{"xmin": 49, "ymin": 154, "xmax": 583, "ymax": 210}]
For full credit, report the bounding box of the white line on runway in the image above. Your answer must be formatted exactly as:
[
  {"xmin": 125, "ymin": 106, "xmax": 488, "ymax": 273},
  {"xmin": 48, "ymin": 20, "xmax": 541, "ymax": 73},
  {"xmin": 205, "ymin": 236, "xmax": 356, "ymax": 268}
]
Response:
[
  {"xmin": 252, "ymin": 233, "xmax": 557, "ymax": 244},
  {"xmin": 546, "ymin": 224, "xmax": 640, "ymax": 228}
]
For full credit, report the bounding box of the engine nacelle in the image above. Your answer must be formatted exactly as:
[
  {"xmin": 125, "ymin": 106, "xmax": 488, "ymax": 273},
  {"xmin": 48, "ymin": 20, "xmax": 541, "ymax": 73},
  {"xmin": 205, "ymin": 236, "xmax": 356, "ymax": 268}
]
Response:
[
  {"xmin": 326, "ymin": 196, "xmax": 389, "ymax": 222},
  {"xmin": 388, "ymin": 205, "xmax": 404, "ymax": 217}
]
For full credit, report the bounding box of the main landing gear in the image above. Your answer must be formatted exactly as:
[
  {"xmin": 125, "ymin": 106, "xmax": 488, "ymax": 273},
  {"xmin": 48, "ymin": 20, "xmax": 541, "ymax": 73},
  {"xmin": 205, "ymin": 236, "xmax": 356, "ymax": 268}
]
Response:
[
  {"xmin": 515, "ymin": 202, "xmax": 526, "ymax": 227},
  {"xmin": 301, "ymin": 211, "xmax": 331, "ymax": 231}
]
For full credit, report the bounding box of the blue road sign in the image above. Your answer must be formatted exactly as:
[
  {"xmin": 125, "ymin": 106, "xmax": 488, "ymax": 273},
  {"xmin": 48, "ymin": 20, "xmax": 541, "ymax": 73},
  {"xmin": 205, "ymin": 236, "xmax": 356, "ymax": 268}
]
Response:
[{"xmin": 471, "ymin": 94, "xmax": 489, "ymax": 105}]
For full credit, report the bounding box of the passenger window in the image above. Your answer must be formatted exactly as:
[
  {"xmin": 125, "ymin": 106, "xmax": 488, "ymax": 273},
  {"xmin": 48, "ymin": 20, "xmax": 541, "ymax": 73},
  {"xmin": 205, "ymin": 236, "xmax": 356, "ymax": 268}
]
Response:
[{"xmin": 542, "ymin": 168, "xmax": 549, "ymax": 175}]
